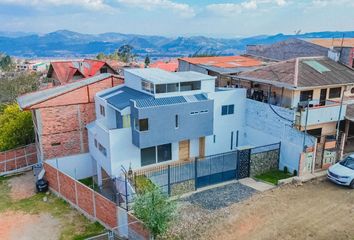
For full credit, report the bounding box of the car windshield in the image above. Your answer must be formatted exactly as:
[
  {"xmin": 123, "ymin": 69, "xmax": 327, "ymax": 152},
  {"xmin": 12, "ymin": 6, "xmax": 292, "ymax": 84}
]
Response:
[{"xmin": 340, "ymin": 156, "xmax": 354, "ymax": 170}]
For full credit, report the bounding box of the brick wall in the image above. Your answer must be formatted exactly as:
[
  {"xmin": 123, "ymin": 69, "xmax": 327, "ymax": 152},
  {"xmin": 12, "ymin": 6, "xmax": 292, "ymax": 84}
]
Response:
[
  {"xmin": 128, "ymin": 213, "xmax": 150, "ymax": 240},
  {"xmin": 44, "ymin": 162, "xmax": 118, "ymax": 229},
  {"xmin": 32, "ymin": 76, "xmax": 123, "ymax": 160},
  {"xmin": 0, "ymin": 144, "xmax": 37, "ymax": 175}
]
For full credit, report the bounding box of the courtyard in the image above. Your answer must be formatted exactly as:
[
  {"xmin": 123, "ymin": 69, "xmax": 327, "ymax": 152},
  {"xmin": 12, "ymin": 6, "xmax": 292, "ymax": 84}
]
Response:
[{"xmin": 165, "ymin": 177, "xmax": 354, "ymax": 240}]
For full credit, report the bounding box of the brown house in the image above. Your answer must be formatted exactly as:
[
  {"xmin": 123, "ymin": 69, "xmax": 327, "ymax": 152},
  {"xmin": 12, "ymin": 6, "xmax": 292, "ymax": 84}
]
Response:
[{"xmin": 17, "ymin": 73, "xmax": 123, "ymax": 161}]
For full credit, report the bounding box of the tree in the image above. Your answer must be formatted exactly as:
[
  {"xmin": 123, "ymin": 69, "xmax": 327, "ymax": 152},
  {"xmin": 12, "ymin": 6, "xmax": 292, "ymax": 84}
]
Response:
[
  {"xmin": 144, "ymin": 55, "xmax": 150, "ymax": 68},
  {"xmin": 0, "ymin": 54, "xmax": 15, "ymax": 71},
  {"xmin": 117, "ymin": 44, "xmax": 135, "ymax": 63},
  {"xmin": 96, "ymin": 52, "xmax": 106, "ymax": 60},
  {"xmin": 0, "ymin": 72, "xmax": 39, "ymax": 103},
  {"xmin": 133, "ymin": 188, "xmax": 176, "ymax": 239},
  {"xmin": 0, "ymin": 103, "xmax": 34, "ymax": 151}
]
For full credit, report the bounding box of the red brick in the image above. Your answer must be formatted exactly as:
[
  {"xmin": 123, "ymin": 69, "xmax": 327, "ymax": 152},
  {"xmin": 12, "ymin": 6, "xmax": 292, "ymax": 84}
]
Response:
[
  {"xmin": 44, "ymin": 163, "xmax": 59, "ymax": 192},
  {"xmin": 16, "ymin": 157, "xmax": 27, "ymax": 168},
  {"xmin": 0, "ymin": 162, "xmax": 5, "ymax": 172},
  {"xmin": 128, "ymin": 213, "xmax": 150, "ymax": 239},
  {"xmin": 77, "ymin": 182, "xmax": 95, "ymax": 216},
  {"xmin": 95, "ymin": 193, "xmax": 117, "ymax": 228},
  {"xmin": 58, "ymin": 172, "xmax": 76, "ymax": 204},
  {"xmin": 0, "ymin": 152, "xmax": 5, "ymax": 162}
]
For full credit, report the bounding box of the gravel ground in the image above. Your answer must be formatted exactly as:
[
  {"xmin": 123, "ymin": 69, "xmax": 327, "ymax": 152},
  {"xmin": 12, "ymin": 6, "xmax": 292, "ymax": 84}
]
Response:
[{"xmin": 183, "ymin": 182, "xmax": 257, "ymax": 210}]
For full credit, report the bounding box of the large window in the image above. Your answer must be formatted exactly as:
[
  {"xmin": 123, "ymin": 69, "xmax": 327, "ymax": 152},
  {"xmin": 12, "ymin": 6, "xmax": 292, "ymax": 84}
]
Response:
[
  {"xmin": 221, "ymin": 104, "xmax": 234, "ymax": 115},
  {"xmin": 141, "ymin": 80, "xmax": 154, "ymax": 94},
  {"xmin": 329, "ymin": 87, "xmax": 341, "ymax": 99},
  {"xmin": 141, "ymin": 143, "xmax": 172, "ymax": 166},
  {"xmin": 135, "ymin": 118, "xmax": 149, "ymax": 131},
  {"xmin": 180, "ymin": 81, "xmax": 201, "ymax": 91},
  {"xmin": 300, "ymin": 90, "xmax": 313, "ymax": 102},
  {"xmin": 156, "ymin": 83, "xmax": 179, "ymax": 93}
]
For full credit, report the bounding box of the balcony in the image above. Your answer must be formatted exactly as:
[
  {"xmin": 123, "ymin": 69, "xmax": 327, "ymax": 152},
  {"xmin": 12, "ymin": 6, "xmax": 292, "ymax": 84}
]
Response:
[{"xmin": 295, "ymin": 99, "xmax": 347, "ymax": 127}]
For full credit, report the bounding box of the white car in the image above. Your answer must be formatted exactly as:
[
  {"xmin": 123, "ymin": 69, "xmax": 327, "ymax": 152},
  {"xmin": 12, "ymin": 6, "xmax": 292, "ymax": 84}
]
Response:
[{"xmin": 327, "ymin": 154, "xmax": 354, "ymax": 188}]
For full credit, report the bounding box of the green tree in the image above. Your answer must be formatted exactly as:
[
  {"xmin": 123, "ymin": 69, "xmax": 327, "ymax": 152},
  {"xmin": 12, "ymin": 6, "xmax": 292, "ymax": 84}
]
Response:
[
  {"xmin": 133, "ymin": 188, "xmax": 176, "ymax": 239},
  {"xmin": 0, "ymin": 103, "xmax": 34, "ymax": 151},
  {"xmin": 117, "ymin": 44, "xmax": 135, "ymax": 63},
  {"xmin": 0, "ymin": 72, "xmax": 39, "ymax": 103},
  {"xmin": 96, "ymin": 52, "xmax": 106, "ymax": 60},
  {"xmin": 144, "ymin": 55, "xmax": 150, "ymax": 68},
  {"xmin": 0, "ymin": 54, "xmax": 15, "ymax": 71}
]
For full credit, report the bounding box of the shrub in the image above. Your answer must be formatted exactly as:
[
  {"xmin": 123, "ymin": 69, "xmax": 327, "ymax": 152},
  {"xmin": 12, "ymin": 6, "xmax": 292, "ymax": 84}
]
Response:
[
  {"xmin": 283, "ymin": 166, "xmax": 288, "ymax": 174},
  {"xmin": 293, "ymin": 170, "xmax": 298, "ymax": 176},
  {"xmin": 134, "ymin": 175, "xmax": 156, "ymax": 194}
]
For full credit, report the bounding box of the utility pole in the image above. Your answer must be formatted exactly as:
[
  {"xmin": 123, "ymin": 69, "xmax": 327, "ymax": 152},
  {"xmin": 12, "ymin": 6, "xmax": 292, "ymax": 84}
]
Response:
[{"xmin": 336, "ymin": 88, "xmax": 345, "ymax": 141}]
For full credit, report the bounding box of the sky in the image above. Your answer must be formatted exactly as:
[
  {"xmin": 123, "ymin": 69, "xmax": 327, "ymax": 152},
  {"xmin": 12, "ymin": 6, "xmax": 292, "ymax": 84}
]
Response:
[{"xmin": 0, "ymin": 0, "xmax": 353, "ymax": 38}]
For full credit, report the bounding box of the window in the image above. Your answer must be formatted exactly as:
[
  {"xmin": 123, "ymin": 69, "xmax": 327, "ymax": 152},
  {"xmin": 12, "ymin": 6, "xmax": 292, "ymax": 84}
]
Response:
[
  {"xmin": 156, "ymin": 83, "xmax": 179, "ymax": 93},
  {"xmin": 135, "ymin": 118, "xmax": 149, "ymax": 131},
  {"xmin": 175, "ymin": 115, "xmax": 179, "ymax": 128},
  {"xmin": 141, "ymin": 80, "xmax": 154, "ymax": 94},
  {"xmin": 98, "ymin": 143, "xmax": 107, "ymax": 156},
  {"xmin": 156, "ymin": 84, "xmax": 167, "ymax": 93},
  {"xmin": 300, "ymin": 90, "xmax": 313, "ymax": 102},
  {"xmin": 157, "ymin": 144, "xmax": 172, "ymax": 163},
  {"xmin": 180, "ymin": 81, "xmax": 201, "ymax": 91},
  {"xmin": 94, "ymin": 139, "xmax": 98, "ymax": 148},
  {"xmin": 100, "ymin": 105, "xmax": 105, "ymax": 116},
  {"xmin": 51, "ymin": 142, "xmax": 61, "ymax": 146},
  {"xmin": 190, "ymin": 111, "xmax": 199, "ymax": 115},
  {"xmin": 221, "ymin": 105, "xmax": 234, "ymax": 115},
  {"xmin": 141, "ymin": 144, "xmax": 172, "ymax": 166},
  {"xmin": 200, "ymin": 110, "xmax": 209, "ymax": 114},
  {"xmin": 100, "ymin": 67, "xmax": 108, "ymax": 73},
  {"xmin": 329, "ymin": 87, "xmax": 341, "ymax": 99},
  {"xmin": 122, "ymin": 115, "xmax": 131, "ymax": 128},
  {"xmin": 167, "ymin": 83, "xmax": 179, "ymax": 93},
  {"xmin": 213, "ymin": 135, "xmax": 216, "ymax": 143}
]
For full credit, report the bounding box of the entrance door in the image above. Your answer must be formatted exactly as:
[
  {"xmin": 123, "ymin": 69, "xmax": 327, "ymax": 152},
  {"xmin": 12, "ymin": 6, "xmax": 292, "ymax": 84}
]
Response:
[
  {"xmin": 199, "ymin": 137, "xmax": 205, "ymax": 158},
  {"xmin": 179, "ymin": 140, "xmax": 190, "ymax": 161},
  {"xmin": 320, "ymin": 89, "xmax": 327, "ymax": 106}
]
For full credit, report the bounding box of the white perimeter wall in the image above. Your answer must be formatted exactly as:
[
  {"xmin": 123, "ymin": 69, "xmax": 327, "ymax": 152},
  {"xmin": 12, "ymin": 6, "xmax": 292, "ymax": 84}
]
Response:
[{"xmin": 46, "ymin": 153, "xmax": 95, "ymax": 180}]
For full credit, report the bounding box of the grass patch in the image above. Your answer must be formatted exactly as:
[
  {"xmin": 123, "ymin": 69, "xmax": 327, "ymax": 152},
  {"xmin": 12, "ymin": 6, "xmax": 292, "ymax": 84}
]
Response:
[
  {"xmin": 79, "ymin": 177, "xmax": 99, "ymax": 191},
  {"xmin": 255, "ymin": 169, "xmax": 293, "ymax": 185},
  {"xmin": 134, "ymin": 175, "xmax": 156, "ymax": 194},
  {"xmin": 0, "ymin": 173, "xmax": 105, "ymax": 239}
]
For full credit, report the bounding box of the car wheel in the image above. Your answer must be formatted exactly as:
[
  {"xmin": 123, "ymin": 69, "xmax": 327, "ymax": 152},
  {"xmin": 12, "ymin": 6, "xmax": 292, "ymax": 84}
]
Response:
[{"xmin": 350, "ymin": 180, "xmax": 354, "ymax": 189}]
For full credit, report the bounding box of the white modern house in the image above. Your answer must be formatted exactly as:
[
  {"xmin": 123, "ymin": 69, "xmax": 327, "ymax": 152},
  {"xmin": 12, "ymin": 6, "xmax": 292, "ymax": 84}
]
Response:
[{"xmin": 87, "ymin": 68, "xmax": 248, "ymax": 181}]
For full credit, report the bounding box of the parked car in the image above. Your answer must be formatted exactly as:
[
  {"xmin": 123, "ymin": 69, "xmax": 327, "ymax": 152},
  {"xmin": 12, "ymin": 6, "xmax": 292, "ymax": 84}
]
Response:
[{"xmin": 327, "ymin": 154, "xmax": 354, "ymax": 188}]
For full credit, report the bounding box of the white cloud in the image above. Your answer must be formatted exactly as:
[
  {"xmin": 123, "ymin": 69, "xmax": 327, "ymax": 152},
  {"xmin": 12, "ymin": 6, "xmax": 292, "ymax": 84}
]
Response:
[
  {"xmin": 0, "ymin": 0, "xmax": 110, "ymax": 10},
  {"xmin": 206, "ymin": 0, "xmax": 288, "ymax": 16},
  {"xmin": 117, "ymin": 0, "xmax": 195, "ymax": 17}
]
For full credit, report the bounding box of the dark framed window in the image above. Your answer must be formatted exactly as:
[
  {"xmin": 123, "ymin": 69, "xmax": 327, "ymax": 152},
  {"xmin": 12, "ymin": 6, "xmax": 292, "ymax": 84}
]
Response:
[
  {"xmin": 222, "ymin": 105, "xmax": 234, "ymax": 115},
  {"xmin": 94, "ymin": 139, "xmax": 98, "ymax": 148},
  {"xmin": 175, "ymin": 115, "xmax": 179, "ymax": 128},
  {"xmin": 135, "ymin": 118, "xmax": 149, "ymax": 131},
  {"xmin": 100, "ymin": 105, "xmax": 105, "ymax": 116},
  {"xmin": 98, "ymin": 143, "xmax": 107, "ymax": 156},
  {"xmin": 167, "ymin": 83, "xmax": 179, "ymax": 92},
  {"xmin": 51, "ymin": 142, "xmax": 61, "ymax": 146},
  {"xmin": 221, "ymin": 105, "xmax": 228, "ymax": 115},
  {"xmin": 329, "ymin": 87, "xmax": 341, "ymax": 99},
  {"xmin": 300, "ymin": 90, "xmax": 313, "ymax": 102},
  {"xmin": 228, "ymin": 105, "xmax": 234, "ymax": 114},
  {"xmin": 141, "ymin": 147, "xmax": 156, "ymax": 166},
  {"xmin": 180, "ymin": 81, "xmax": 201, "ymax": 91},
  {"xmin": 100, "ymin": 67, "xmax": 108, "ymax": 73},
  {"xmin": 156, "ymin": 84, "xmax": 167, "ymax": 93},
  {"xmin": 157, "ymin": 144, "xmax": 172, "ymax": 163}
]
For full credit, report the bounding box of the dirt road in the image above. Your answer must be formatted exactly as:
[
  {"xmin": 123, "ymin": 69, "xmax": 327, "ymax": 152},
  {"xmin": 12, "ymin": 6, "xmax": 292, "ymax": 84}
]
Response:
[{"xmin": 169, "ymin": 178, "xmax": 354, "ymax": 240}]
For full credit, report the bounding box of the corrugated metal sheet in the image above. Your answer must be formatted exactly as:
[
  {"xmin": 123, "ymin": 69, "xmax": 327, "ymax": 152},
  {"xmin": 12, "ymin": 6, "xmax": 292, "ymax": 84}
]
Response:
[{"xmin": 106, "ymin": 86, "xmax": 151, "ymax": 110}]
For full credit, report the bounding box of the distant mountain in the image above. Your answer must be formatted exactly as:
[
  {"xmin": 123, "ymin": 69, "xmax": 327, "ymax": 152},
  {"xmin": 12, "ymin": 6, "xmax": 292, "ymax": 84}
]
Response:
[{"xmin": 0, "ymin": 30, "xmax": 353, "ymax": 58}]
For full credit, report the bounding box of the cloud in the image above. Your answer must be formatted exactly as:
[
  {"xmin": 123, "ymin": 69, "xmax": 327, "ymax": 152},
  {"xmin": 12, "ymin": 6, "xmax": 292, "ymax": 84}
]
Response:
[
  {"xmin": 0, "ymin": 0, "xmax": 110, "ymax": 10},
  {"xmin": 117, "ymin": 0, "xmax": 195, "ymax": 17},
  {"xmin": 206, "ymin": 0, "xmax": 288, "ymax": 16}
]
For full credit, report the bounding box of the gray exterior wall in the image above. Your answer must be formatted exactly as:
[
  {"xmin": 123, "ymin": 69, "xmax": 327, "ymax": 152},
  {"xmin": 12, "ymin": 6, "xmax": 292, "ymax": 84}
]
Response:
[{"xmin": 131, "ymin": 100, "xmax": 214, "ymax": 148}]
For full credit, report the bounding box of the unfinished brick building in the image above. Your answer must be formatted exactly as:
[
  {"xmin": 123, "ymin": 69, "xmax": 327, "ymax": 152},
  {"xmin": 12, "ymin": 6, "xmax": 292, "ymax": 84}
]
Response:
[{"xmin": 17, "ymin": 73, "xmax": 124, "ymax": 161}]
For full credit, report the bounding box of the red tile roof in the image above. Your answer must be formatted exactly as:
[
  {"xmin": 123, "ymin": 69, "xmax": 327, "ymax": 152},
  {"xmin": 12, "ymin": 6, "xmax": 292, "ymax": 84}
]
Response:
[
  {"xmin": 149, "ymin": 59, "xmax": 178, "ymax": 72},
  {"xmin": 179, "ymin": 56, "xmax": 262, "ymax": 68},
  {"xmin": 48, "ymin": 59, "xmax": 115, "ymax": 85}
]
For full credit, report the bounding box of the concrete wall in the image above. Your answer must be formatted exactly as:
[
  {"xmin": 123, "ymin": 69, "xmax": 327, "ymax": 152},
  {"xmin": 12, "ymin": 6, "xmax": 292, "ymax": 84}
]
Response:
[{"xmin": 245, "ymin": 99, "xmax": 315, "ymax": 173}]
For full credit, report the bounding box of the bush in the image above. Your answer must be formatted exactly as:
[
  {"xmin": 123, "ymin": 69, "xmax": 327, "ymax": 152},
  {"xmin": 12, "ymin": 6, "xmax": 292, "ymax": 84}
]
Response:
[
  {"xmin": 283, "ymin": 166, "xmax": 288, "ymax": 174},
  {"xmin": 293, "ymin": 170, "xmax": 298, "ymax": 176},
  {"xmin": 133, "ymin": 188, "xmax": 176, "ymax": 239},
  {"xmin": 134, "ymin": 175, "xmax": 156, "ymax": 194}
]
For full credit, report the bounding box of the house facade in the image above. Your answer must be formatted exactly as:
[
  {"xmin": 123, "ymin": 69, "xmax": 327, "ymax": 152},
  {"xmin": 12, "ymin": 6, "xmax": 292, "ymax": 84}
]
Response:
[
  {"xmin": 236, "ymin": 56, "xmax": 354, "ymax": 169},
  {"xmin": 88, "ymin": 68, "xmax": 248, "ymax": 179}
]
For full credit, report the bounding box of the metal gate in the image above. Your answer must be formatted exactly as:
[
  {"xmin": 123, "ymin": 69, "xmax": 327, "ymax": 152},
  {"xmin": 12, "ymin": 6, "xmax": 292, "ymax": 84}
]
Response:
[{"xmin": 237, "ymin": 149, "xmax": 251, "ymax": 179}]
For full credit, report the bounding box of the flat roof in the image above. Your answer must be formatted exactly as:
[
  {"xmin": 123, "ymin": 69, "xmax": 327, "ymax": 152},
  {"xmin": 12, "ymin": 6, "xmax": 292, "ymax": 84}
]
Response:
[{"xmin": 124, "ymin": 68, "xmax": 215, "ymax": 84}]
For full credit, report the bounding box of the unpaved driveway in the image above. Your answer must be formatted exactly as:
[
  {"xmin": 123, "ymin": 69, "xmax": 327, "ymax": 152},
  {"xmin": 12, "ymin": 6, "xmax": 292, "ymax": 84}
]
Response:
[{"xmin": 168, "ymin": 178, "xmax": 354, "ymax": 240}]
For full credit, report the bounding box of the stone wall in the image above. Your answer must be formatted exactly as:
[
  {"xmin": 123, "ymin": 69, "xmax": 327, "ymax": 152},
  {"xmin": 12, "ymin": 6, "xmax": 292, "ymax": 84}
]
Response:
[{"xmin": 250, "ymin": 149, "xmax": 279, "ymax": 177}]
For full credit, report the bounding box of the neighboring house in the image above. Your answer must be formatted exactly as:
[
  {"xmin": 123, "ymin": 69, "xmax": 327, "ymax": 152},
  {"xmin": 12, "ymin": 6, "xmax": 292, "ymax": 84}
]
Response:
[
  {"xmin": 17, "ymin": 73, "xmax": 124, "ymax": 161},
  {"xmin": 149, "ymin": 59, "xmax": 178, "ymax": 72},
  {"xmin": 178, "ymin": 55, "xmax": 272, "ymax": 87},
  {"xmin": 236, "ymin": 56, "xmax": 354, "ymax": 169},
  {"xmin": 88, "ymin": 68, "xmax": 249, "ymax": 179},
  {"xmin": 310, "ymin": 38, "xmax": 354, "ymax": 69},
  {"xmin": 246, "ymin": 38, "xmax": 329, "ymax": 61},
  {"xmin": 47, "ymin": 59, "xmax": 117, "ymax": 86}
]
